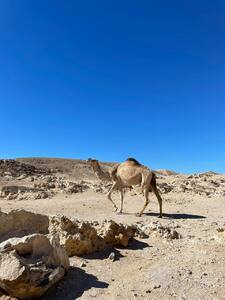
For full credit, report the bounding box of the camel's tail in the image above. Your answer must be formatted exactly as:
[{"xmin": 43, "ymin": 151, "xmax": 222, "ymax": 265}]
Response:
[
  {"xmin": 150, "ymin": 171, "xmax": 163, "ymax": 217},
  {"xmin": 150, "ymin": 172, "xmax": 157, "ymax": 190}
]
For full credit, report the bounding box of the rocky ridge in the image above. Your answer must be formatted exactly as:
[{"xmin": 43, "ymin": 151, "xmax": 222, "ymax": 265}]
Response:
[{"xmin": 1, "ymin": 160, "xmax": 224, "ymax": 202}]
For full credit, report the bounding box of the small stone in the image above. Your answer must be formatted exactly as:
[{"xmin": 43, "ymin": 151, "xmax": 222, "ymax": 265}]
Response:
[
  {"xmin": 153, "ymin": 284, "xmax": 161, "ymax": 289},
  {"xmin": 80, "ymin": 261, "xmax": 86, "ymax": 267},
  {"xmin": 109, "ymin": 252, "xmax": 115, "ymax": 261},
  {"xmin": 17, "ymin": 174, "xmax": 27, "ymax": 180}
]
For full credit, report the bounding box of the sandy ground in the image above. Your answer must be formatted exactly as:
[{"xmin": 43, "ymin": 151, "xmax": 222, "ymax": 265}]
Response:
[
  {"xmin": 0, "ymin": 158, "xmax": 225, "ymax": 299},
  {"xmin": 1, "ymin": 189, "xmax": 225, "ymax": 300}
]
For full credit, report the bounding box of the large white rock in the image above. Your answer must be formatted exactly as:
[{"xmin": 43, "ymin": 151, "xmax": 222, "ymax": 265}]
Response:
[
  {"xmin": 0, "ymin": 209, "xmax": 49, "ymax": 243},
  {"xmin": 0, "ymin": 234, "xmax": 69, "ymax": 299}
]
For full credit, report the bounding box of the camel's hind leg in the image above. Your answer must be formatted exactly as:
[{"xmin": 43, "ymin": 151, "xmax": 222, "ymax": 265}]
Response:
[
  {"xmin": 151, "ymin": 174, "xmax": 163, "ymax": 218},
  {"xmin": 152, "ymin": 186, "xmax": 163, "ymax": 218},
  {"xmin": 107, "ymin": 182, "xmax": 119, "ymax": 212}
]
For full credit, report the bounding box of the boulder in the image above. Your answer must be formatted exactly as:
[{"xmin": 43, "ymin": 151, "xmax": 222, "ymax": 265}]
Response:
[
  {"xmin": 98, "ymin": 220, "xmax": 136, "ymax": 247},
  {"xmin": 49, "ymin": 216, "xmax": 99, "ymax": 256},
  {"xmin": 0, "ymin": 210, "xmax": 49, "ymax": 243},
  {"xmin": 0, "ymin": 234, "xmax": 69, "ymax": 299},
  {"xmin": 49, "ymin": 216, "xmax": 137, "ymax": 256}
]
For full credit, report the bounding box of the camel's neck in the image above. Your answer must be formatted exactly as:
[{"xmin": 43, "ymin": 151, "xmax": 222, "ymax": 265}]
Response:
[{"xmin": 91, "ymin": 162, "xmax": 110, "ymax": 181}]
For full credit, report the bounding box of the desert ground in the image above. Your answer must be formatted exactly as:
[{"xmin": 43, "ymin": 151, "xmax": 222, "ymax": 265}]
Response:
[{"xmin": 0, "ymin": 158, "xmax": 225, "ymax": 300}]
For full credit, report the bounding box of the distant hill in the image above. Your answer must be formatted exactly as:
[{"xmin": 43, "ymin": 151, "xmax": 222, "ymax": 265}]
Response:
[
  {"xmin": 16, "ymin": 157, "xmax": 113, "ymax": 181},
  {"xmin": 155, "ymin": 169, "xmax": 178, "ymax": 176}
]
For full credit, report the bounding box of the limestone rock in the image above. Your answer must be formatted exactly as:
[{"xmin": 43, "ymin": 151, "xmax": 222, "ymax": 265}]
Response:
[
  {"xmin": 141, "ymin": 222, "xmax": 181, "ymax": 240},
  {"xmin": 98, "ymin": 220, "xmax": 136, "ymax": 247},
  {"xmin": 50, "ymin": 216, "xmax": 98, "ymax": 256},
  {"xmin": 49, "ymin": 216, "xmax": 137, "ymax": 256},
  {"xmin": 0, "ymin": 210, "xmax": 49, "ymax": 243},
  {"xmin": 0, "ymin": 234, "xmax": 69, "ymax": 299}
]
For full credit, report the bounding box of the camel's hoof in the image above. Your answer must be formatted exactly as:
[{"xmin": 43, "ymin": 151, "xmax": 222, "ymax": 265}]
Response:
[
  {"xmin": 117, "ymin": 211, "xmax": 123, "ymax": 215},
  {"xmin": 136, "ymin": 213, "xmax": 142, "ymax": 217},
  {"xmin": 113, "ymin": 207, "xmax": 118, "ymax": 212},
  {"xmin": 158, "ymin": 215, "xmax": 163, "ymax": 218}
]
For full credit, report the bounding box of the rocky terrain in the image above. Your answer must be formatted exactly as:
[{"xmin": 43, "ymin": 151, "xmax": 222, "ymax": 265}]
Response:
[{"xmin": 0, "ymin": 158, "xmax": 225, "ymax": 299}]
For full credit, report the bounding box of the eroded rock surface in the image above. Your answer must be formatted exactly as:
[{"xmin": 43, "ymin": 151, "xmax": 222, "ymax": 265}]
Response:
[
  {"xmin": 0, "ymin": 210, "xmax": 137, "ymax": 258},
  {"xmin": 138, "ymin": 222, "xmax": 181, "ymax": 240},
  {"xmin": 0, "ymin": 209, "xmax": 49, "ymax": 243},
  {"xmin": 0, "ymin": 234, "xmax": 69, "ymax": 299},
  {"xmin": 49, "ymin": 216, "xmax": 137, "ymax": 256}
]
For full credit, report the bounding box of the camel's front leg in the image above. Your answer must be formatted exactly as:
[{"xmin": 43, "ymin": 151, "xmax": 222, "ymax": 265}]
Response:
[{"xmin": 107, "ymin": 182, "xmax": 119, "ymax": 212}]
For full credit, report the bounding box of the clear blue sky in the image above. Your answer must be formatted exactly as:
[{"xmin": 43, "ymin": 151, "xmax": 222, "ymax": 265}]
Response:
[{"xmin": 0, "ymin": 1, "xmax": 225, "ymax": 173}]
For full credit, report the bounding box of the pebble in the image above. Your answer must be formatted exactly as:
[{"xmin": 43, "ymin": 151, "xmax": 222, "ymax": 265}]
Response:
[
  {"xmin": 80, "ymin": 261, "xmax": 87, "ymax": 267},
  {"xmin": 153, "ymin": 284, "xmax": 161, "ymax": 289},
  {"xmin": 109, "ymin": 252, "xmax": 115, "ymax": 261}
]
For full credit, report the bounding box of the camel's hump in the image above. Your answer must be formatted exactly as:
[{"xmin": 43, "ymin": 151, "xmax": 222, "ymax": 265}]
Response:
[{"xmin": 125, "ymin": 158, "xmax": 141, "ymax": 165}]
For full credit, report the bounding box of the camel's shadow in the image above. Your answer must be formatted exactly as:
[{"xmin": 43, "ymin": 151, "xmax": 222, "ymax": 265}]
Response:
[
  {"xmin": 41, "ymin": 267, "xmax": 109, "ymax": 300},
  {"xmin": 145, "ymin": 212, "xmax": 206, "ymax": 219},
  {"xmin": 119, "ymin": 211, "xmax": 206, "ymax": 219}
]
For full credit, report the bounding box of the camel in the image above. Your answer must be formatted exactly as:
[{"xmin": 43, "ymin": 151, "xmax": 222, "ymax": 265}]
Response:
[{"xmin": 88, "ymin": 158, "xmax": 163, "ymax": 217}]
